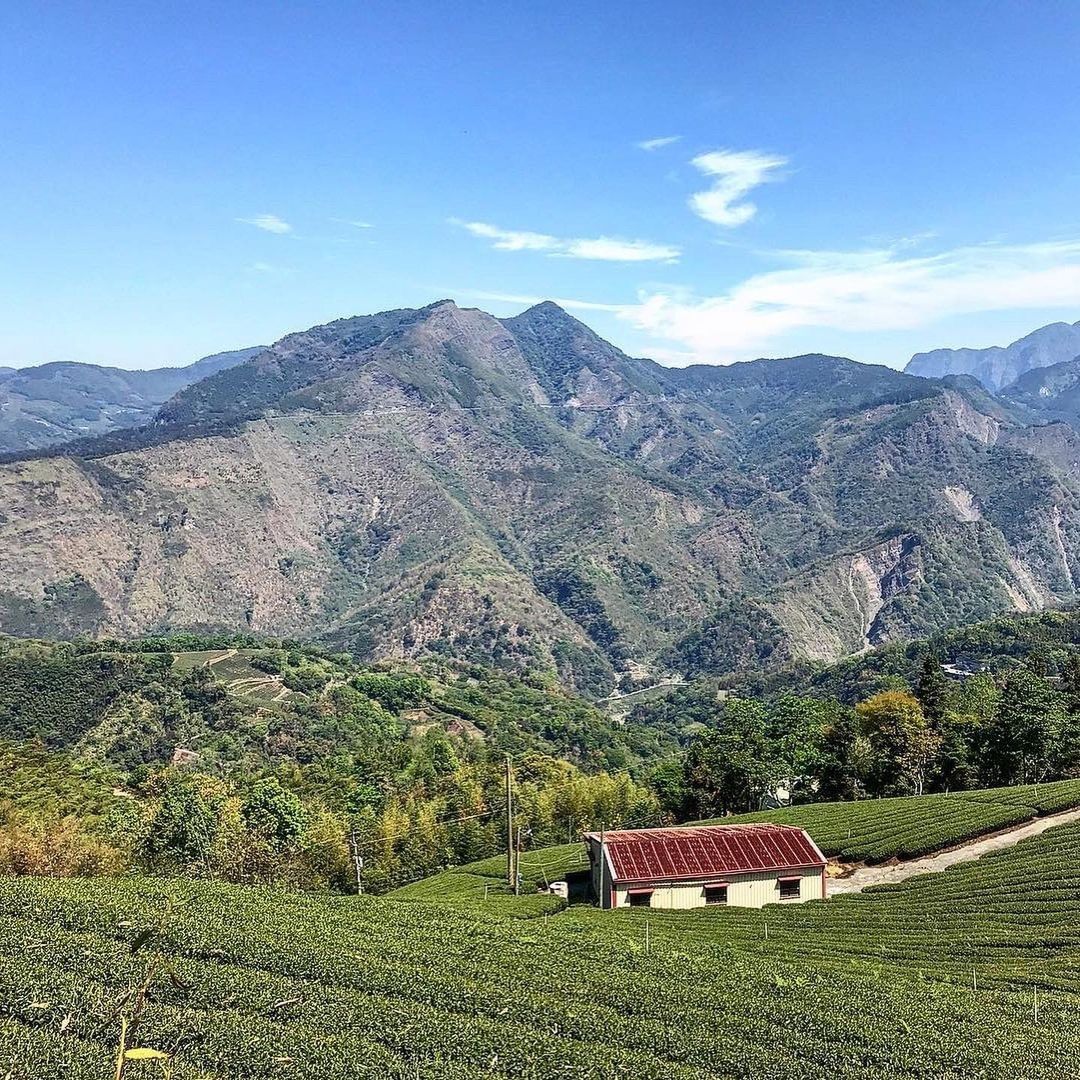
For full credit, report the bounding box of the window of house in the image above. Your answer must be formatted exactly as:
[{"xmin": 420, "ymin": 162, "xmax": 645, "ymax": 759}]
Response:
[
  {"xmin": 704, "ymin": 885, "xmax": 728, "ymax": 905},
  {"xmin": 627, "ymin": 889, "xmax": 653, "ymax": 908},
  {"xmin": 778, "ymin": 877, "xmax": 801, "ymax": 900}
]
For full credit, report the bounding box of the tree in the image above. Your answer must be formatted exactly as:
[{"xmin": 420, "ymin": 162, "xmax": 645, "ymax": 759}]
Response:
[
  {"xmin": 242, "ymin": 777, "xmax": 306, "ymax": 848},
  {"xmin": 855, "ymin": 690, "xmax": 940, "ymax": 796},
  {"xmin": 768, "ymin": 695, "xmax": 855, "ymax": 803},
  {"xmin": 682, "ymin": 698, "xmax": 780, "ymax": 816},
  {"xmin": 142, "ymin": 772, "xmax": 223, "ymax": 869},
  {"xmin": 915, "ymin": 654, "xmax": 948, "ymax": 727},
  {"xmin": 647, "ymin": 758, "xmax": 691, "ymax": 819},
  {"xmin": 1061, "ymin": 652, "xmax": 1080, "ymax": 711},
  {"xmin": 974, "ymin": 671, "xmax": 1068, "ymax": 786}
]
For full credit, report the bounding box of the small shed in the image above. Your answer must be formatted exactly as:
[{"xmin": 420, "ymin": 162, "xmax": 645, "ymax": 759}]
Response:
[{"xmin": 585, "ymin": 823, "xmax": 826, "ymax": 910}]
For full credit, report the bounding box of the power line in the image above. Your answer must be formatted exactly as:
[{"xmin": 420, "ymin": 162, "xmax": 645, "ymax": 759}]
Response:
[{"xmin": 363, "ymin": 808, "xmax": 498, "ymax": 846}]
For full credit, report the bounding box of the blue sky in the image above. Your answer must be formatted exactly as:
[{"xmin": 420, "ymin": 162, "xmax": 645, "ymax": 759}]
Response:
[{"xmin": 2, "ymin": 1, "xmax": 1080, "ymax": 370}]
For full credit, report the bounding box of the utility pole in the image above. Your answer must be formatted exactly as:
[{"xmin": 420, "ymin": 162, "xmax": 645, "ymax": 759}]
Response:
[
  {"xmin": 514, "ymin": 824, "xmax": 522, "ymax": 896},
  {"xmin": 505, "ymin": 756, "xmax": 514, "ymax": 890},
  {"xmin": 598, "ymin": 822, "xmax": 606, "ymax": 909},
  {"xmin": 349, "ymin": 829, "xmax": 364, "ymax": 896}
]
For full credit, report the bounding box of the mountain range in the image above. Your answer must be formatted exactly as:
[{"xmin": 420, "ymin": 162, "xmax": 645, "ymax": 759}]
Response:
[
  {"xmin": 3, "ymin": 300, "xmax": 1080, "ymax": 695},
  {"xmin": 906, "ymin": 320, "xmax": 1080, "ymax": 391},
  {"xmin": 0, "ymin": 347, "xmax": 263, "ymax": 453}
]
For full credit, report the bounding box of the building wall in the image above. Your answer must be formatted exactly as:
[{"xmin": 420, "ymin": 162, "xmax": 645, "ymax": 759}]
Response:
[{"xmin": 611, "ymin": 866, "xmax": 824, "ymax": 909}]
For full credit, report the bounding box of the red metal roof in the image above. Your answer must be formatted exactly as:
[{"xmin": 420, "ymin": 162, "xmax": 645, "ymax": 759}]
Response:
[{"xmin": 585, "ymin": 824, "xmax": 825, "ymax": 884}]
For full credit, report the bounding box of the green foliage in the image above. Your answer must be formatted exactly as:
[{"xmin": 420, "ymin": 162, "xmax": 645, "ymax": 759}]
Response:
[
  {"xmin": 803, "ymin": 606, "xmax": 1080, "ymax": 704},
  {"xmin": 535, "ymin": 564, "xmax": 625, "ymax": 658},
  {"xmin": 973, "ymin": 670, "xmax": 1076, "ymax": 786},
  {"xmin": 663, "ymin": 597, "xmax": 792, "ymax": 677},
  {"xmin": 242, "ymin": 778, "xmax": 306, "ymax": 847},
  {"xmin": 683, "ymin": 698, "xmax": 779, "ymax": 816},
  {"xmin": 0, "ymin": 634, "xmax": 677, "ymax": 893},
  {"xmin": 350, "ymin": 671, "xmax": 431, "ymax": 710},
  {"xmin": 140, "ymin": 773, "xmax": 223, "ymax": 868}
]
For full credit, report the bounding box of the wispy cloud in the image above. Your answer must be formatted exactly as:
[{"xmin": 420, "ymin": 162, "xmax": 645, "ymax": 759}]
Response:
[
  {"xmin": 619, "ymin": 238, "xmax": 1080, "ymax": 363},
  {"xmin": 636, "ymin": 135, "xmax": 682, "ymax": 151},
  {"xmin": 332, "ymin": 217, "xmax": 374, "ymax": 229},
  {"xmin": 689, "ymin": 149, "xmax": 788, "ymax": 227},
  {"xmin": 453, "ymin": 220, "xmax": 679, "ymax": 263},
  {"xmin": 238, "ymin": 213, "xmax": 293, "ymax": 234},
  {"xmin": 458, "ymin": 289, "xmax": 628, "ymax": 314}
]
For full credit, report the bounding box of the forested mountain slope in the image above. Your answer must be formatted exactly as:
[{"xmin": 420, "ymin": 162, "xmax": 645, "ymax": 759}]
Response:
[{"xmin": 3, "ymin": 300, "xmax": 1080, "ymax": 692}]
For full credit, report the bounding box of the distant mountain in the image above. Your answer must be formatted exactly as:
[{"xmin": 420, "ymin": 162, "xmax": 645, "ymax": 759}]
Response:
[
  {"xmin": 0, "ymin": 347, "xmax": 264, "ymax": 452},
  {"xmin": 3, "ymin": 300, "xmax": 1080, "ymax": 694},
  {"xmin": 995, "ymin": 356, "xmax": 1080, "ymax": 425},
  {"xmin": 906, "ymin": 320, "xmax": 1080, "ymax": 390}
]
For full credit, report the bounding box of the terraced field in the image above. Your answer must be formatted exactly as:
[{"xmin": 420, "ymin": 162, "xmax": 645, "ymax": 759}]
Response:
[
  {"xmin": 709, "ymin": 779, "xmax": 1080, "ymax": 862},
  {"xmin": 172, "ymin": 649, "xmax": 295, "ymax": 705},
  {"xmin": 6, "ymin": 817, "xmax": 1080, "ymax": 1077}
]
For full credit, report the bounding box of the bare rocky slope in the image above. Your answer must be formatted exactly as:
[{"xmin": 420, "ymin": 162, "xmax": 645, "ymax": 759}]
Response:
[{"xmin": 2, "ymin": 300, "xmax": 1080, "ymax": 693}]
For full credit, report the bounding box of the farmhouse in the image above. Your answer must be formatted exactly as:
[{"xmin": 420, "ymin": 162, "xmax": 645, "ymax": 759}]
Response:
[{"xmin": 585, "ymin": 823, "xmax": 827, "ymax": 910}]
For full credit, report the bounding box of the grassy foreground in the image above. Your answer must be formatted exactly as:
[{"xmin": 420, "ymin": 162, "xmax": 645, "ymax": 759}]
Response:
[{"xmin": 6, "ymin": 816, "xmax": 1080, "ymax": 1077}]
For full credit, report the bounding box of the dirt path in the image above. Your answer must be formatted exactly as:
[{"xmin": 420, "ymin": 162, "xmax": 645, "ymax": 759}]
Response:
[{"xmin": 829, "ymin": 805, "xmax": 1080, "ymax": 895}]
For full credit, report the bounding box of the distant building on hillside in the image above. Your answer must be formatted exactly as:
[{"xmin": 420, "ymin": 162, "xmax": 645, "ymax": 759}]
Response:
[{"xmin": 585, "ymin": 823, "xmax": 827, "ymax": 910}]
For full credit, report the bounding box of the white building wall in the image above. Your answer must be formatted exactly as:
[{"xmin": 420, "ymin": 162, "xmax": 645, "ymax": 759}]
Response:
[{"xmin": 611, "ymin": 866, "xmax": 824, "ymax": 909}]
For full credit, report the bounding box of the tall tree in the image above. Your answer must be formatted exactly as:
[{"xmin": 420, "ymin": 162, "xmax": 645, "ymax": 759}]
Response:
[
  {"xmin": 974, "ymin": 671, "xmax": 1067, "ymax": 786},
  {"xmin": 855, "ymin": 690, "xmax": 941, "ymax": 796},
  {"xmin": 682, "ymin": 698, "xmax": 779, "ymax": 816},
  {"xmin": 915, "ymin": 654, "xmax": 948, "ymax": 727}
]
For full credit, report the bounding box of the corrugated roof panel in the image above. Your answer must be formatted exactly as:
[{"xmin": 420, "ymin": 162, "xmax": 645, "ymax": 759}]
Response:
[{"xmin": 586, "ymin": 823, "xmax": 825, "ymax": 884}]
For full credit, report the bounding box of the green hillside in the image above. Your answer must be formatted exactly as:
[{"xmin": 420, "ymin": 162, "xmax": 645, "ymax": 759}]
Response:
[
  {"xmin": 7, "ymin": 816, "xmax": 1080, "ymax": 1077},
  {"xmin": 0, "ymin": 633, "xmax": 669, "ymax": 892}
]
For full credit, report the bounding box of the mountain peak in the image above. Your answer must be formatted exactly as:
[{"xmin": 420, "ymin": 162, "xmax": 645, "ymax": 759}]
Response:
[
  {"xmin": 422, "ymin": 298, "xmax": 459, "ymax": 313},
  {"xmin": 501, "ymin": 299, "xmax": 670, "ymax": 402},
  {"xmin": 522, "ymin": 300, "xmax": 570, "ymax": 317},
  {"xmin": 508, "ymin": 300, "xmax": 587, "ymax": 334}
]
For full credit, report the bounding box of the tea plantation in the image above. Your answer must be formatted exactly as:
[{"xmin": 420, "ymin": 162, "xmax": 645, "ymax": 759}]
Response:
[{"xmin": 6, "ymin": 812, "xmax": 1080, "ymax": 1078}]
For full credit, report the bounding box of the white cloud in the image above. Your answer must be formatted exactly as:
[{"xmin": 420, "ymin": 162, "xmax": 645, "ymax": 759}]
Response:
[
  {"xmin": 238, "ymin": 213, "xmax": 293, "ymax": 234},
  {"xmin": 561, "ymin": 237, "xmax": 681, "ymax": 262},
  {"xmin": 689, "ymin": 149, "xmax": 788, "ymax": 227},
  {"xmin": 456, "ymin": 221, "xmax": 556, "ymax": 252},
  {"xmin": 636, "ymin": 135, "xmax": 682, "ymax": 151},
  {"xmin": 618, "ymin": 239, "xmax": 1080, "ymax": 363},
  {"xmin": 332, "ymin": 217, "xmax": 374, "ymax": 229},
  {"xmin": 458, "ymin": 289, "xmax": 627, "ymax": 313},
  {"xmin": 454, "ymin": 219, "xmax": 679, "ymax": 263}
]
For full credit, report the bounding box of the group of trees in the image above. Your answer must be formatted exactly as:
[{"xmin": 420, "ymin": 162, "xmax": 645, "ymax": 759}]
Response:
[
  {"xmin": 0, "ymin": 730, "xmax": 660, "ymax": 890},
  {"xmin": 655, "ymin": 655, "xmax": 1080, "ymax": 819}
]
